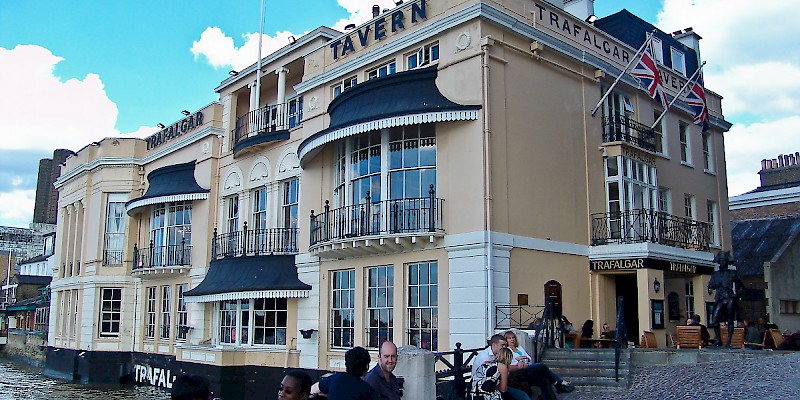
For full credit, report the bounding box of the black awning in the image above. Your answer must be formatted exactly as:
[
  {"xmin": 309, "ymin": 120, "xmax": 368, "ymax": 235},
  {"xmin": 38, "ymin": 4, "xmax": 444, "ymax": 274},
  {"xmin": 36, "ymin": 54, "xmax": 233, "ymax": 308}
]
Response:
[
  {"xmin": 327, "ymin": 66, "xmax": 480, "ymax": 130},
  {"xmin": 184, "ymin": 255, "xmax": 311, "ymax": 303},
  {"xmin": 125, "ymin": 161, "xmax": 210, "ymax": 215}
]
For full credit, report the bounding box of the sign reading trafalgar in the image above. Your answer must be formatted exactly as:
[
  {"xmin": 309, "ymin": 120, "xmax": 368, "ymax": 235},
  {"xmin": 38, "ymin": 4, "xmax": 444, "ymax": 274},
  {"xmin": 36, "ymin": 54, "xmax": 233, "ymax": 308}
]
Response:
[
  {"xmin": 330, "ymin": 0, "xmax": 427, "ymax": 60},
  {"xmin": 146, "ymin": 111, "xmax": 204, "ymax": 151},
  {"xmin": 589, "ymin": 258, "xmax": 712, "ymax": 275}
]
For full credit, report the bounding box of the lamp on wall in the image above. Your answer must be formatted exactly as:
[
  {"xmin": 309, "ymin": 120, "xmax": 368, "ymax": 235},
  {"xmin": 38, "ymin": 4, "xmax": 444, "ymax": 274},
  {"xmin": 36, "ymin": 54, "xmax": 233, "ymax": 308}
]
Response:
[
  {"xmin": 157, "ymin": 123, "xmax": 165, "ymax": 129},
  {"xmin": 653, "ymin": 277, "xmax": 661, "ymax": 293},
  {"xmin": 181, "ymin": 110, "xmax": 191, "ymax": 116},
  {"xmin": 229, "ymin": 70, "xmax": 238, "ymax": 76},
  {"xmin": 585, "ymin": 15, "xmax": 598, "ymax": 24},
  {"xmin": 299, "ymin": 329, "xmax": 317, "ymax": 339}
]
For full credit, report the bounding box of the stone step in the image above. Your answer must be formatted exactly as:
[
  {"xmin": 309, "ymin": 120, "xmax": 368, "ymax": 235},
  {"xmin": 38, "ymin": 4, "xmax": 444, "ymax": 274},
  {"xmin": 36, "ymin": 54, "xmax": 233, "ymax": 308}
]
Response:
[
  {"xmin": 542, "ymin": 359, "xmax": 628, "ymax": 369},
  {"xmin": 541, "ymin": 349, "xmax": 630, "ymax": 362},
  {"xmin": 550, "ymin": 365, "xmax": 629, "ymax": 377},
  {"xmin": 562, "ymin": 375, "xmax": 630, "ymax": 387}
]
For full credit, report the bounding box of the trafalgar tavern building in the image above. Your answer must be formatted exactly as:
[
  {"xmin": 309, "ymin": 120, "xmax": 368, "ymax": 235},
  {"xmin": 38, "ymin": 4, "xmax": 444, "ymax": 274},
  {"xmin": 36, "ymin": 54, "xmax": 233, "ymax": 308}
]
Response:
[{"xmin": 46, "ymin": 0, "xmax": 733, "ymax": 397}]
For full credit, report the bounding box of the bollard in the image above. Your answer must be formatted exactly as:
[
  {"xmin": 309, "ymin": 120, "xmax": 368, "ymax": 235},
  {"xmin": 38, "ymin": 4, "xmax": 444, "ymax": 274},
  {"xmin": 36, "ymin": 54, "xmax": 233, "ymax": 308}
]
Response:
[{"xmin": 395, "ymin": 345, "xmax": 436, "ymax": 399}]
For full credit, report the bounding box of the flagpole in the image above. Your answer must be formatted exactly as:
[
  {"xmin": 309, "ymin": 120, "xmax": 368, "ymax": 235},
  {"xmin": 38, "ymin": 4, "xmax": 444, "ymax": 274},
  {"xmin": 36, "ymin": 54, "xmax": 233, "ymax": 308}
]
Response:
[
  {"xmin": 650, "ymin": 61, "xmax": 706, "ymax": 129},
  {"xmin": 591, "ymin": 29, "xmax": 657, "ymax": 117},
  {"xmin": 255, "ymin": 0, "xmax": 266, "ymax": 110}
]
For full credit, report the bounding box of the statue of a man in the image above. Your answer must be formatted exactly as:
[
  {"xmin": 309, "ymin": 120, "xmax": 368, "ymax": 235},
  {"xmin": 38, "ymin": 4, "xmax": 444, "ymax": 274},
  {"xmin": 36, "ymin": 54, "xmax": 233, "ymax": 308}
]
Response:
[{"xmin": 708, "ymin": 250, "xmax": 743, "ymax": 347}]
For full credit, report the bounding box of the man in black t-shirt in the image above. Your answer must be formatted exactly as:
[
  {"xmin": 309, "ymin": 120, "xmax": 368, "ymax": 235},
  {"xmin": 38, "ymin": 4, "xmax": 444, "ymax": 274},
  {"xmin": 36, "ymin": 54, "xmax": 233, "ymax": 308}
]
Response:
[{"xmin": 312, "ymin": 346, "xmax": 378, "ymax": 400}]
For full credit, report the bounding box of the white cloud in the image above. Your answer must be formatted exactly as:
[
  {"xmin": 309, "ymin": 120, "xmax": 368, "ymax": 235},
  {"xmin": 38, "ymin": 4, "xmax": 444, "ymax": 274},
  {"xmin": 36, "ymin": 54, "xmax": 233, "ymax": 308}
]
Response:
[
  {"xmin": 0, "ymin": 189, "xmax": 35, "ymax": 228},
  {"xmin": 189, "ymin": 1, "xmax": 399, "ymax": 71},
  {"xmin": 0, "ymin": 45, "xmax": 121, "ymax": 151},
  {"xmin": 657, "ymin": 0, "xmax": 800, "ymax": 196},
  {"xmin": 724, "ymin": 116, "xmax": 800, "ymax": 196}
]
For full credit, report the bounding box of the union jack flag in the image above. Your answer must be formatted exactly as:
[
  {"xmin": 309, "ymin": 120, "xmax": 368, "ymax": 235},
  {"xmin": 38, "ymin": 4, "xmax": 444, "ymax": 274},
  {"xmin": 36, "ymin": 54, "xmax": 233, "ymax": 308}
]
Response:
[
  {"xmin": 685, "ymin": 74, "xmax": 710, "ymax": 132},
  {"xmin": 630, "ymin": 38, "xmax": 668, "ymax": 109}
]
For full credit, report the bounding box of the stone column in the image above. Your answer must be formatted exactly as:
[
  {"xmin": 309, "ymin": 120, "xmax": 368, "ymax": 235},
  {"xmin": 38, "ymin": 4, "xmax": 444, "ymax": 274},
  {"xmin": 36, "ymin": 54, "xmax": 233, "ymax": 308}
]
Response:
[
  {"xmin": 276, "ymin": 67, "xmax": 289, "ymax": 128},
  {"xmin": 394, "ymin": 345, "xmax": 436, "ymax": 400},
  {"xmin": 248, "ymin": 81, "xmax": 259, "ymax": 112}
]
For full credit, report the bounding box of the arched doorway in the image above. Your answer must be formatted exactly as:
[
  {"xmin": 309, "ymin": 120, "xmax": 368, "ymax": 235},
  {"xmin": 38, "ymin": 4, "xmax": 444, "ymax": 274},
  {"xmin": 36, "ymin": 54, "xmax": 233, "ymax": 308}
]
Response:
[{"xmin": 544, "ymin": 280, "xmax": 563, "ymax": 316}]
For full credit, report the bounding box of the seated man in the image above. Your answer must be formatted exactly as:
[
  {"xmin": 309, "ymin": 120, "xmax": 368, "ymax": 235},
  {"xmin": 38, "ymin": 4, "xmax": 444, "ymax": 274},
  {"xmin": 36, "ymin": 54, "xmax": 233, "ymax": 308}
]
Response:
[
  {"xmin": 472, "ymin": 334, "xmax": 530, "ymax": 400},
  {"xmin": 689, "ymin": 314, "xmax": 711, "ymax": 344}
]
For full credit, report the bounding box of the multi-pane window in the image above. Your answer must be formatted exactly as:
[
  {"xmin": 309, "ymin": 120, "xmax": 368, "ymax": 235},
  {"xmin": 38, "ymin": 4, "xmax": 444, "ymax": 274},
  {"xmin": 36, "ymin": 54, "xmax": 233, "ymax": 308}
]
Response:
[
  {"xmin": 685, "ymin": 280, "xmax": 695, "ymax": 318},
  {"xmin": 408, "ymin": 261, "xmax": 438, "ymax": 351},
  {"xmin": 252, "ymin": 187, "xmax": 268, "ymax": 230},
  {"xmin": 679, "ymin": 122, "xmax": 690, "ymax": 163},
  {"xmin": 653, "ymin": 109, "xmax": 665, "ymax": 154},
  {"xmin": 103, "ymin": 193, "xmax": 126, "ymax": 265},
  {"xmin": 350, "ymin": 131, "xmax": 382, "ymax": 206},
  {"xmin": 658, "ymin": 187, "xmax": 671, "ymax": 214},
  {"xmin": 99, "ymin": 288, "xmax": 122, "ymax": 337},
  {"xmin": 219, "ymin": 300, "xmax": 237, "ymax": 344},
  {"xmin": 216, "ymin": 299, "xmax": 288, "ymax": 346},
  {"xmin": 331, "ymin": 269, "xmax": 355, "ymax": 348},
  {"xmin": 367, "ymin": 61, "xmax": 397, "ymax": 80},
  {"xmin": 282, "ymin": 178, "xmax": 299, "ymax": 229},
  {"xmin": 684, "ymin": 194, "xmax": 695, "ymax": 219},
  {"xmin": 176, "ymin": 284, "xmax": 189, "ymax": 341},
  {"xmin": 707, "ymin": 201, "xmax": 719, "ymax": 246},
  {"xmin": 702, "ymin": 133, "xmax": 714, "ymax": 172},
  {"xmin": 226, "ymin": 196, "xmax": 239, "ymax": 233},
  {"xmin": 72, "ymin": 291, "xmax": 79, "ymax": 337},
  {"xmin": 160, "ymin": 286, "xmax": 171, "ymax": 340},
  {"xmin": 367, "ymin": 266, "xmax": 394, "ymax": 348},
  {"xmin": 671, "ymin": 47, "xmax": 686, "ymax": 76},
  {"xmin": 605, "ymin": 156, "xmax": 658, "ymax": 240},
  {"xmin": 252, "ymin": 298, "xmax": 287, "ymax": 345},
  {"xmin": 389, "ymin": 124, "xmax": 437, "ymax": 200},
  {"xmin": 150, "ymin": 202, "xmax": 192, "ymax": 266},
  {"xmin": 145, "ymin": 286, "xmax": 157, "ymax": 339},
  {"xmin": 780, "ymin": 300, "xmax": 800, "ymax": 314},
  {"xmin": 333, "ymin": 76, "xmax": 358, "ymax": 98},
  {"xmin": 35, "ymin": 307, "xmax": 49, "ymax": 331},
  {"xmin": 288, "ymin": 96, "xmax": 303, "ymax": 129},
  {"xmin": 407, "ymin": 42, "xmax": 439, "ymax": 69}
]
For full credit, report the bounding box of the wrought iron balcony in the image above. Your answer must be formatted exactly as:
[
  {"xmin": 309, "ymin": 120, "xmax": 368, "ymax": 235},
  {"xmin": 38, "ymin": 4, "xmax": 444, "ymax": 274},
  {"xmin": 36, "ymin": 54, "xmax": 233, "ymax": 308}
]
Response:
[
  {"xmin": 103, "ymin": 249, "xmax": 123, "ymax": 266},
  {"xmin": 591, "ymin": 209, "xmax": 710, "ymax": 251},
  {"xmin": 602, "ymin": 114, "xmax": 656, "ymax": 152},
  {"xmin": 310, "ymin": 187, "xmax": 444, "ymax": 247},
  {"xmin": 233, "ymin": 102, "xmax": 301, "ymax": 145},
  {"xmin": 211, "ymin": 224, "xmax": 298, "ymax": 259},
  {"xmin": 133, "ymin": 241, "xmax": 192, "ymax": 270}
]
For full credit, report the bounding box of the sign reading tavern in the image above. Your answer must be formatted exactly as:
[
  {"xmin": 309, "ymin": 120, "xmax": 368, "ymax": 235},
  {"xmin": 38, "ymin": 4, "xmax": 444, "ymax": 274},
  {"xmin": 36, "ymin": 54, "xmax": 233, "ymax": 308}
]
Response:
[
  {"xmin": 330, "ymin": 0, "xmax": 427, "ymax": 60},
  {"xmin": 590, "ymin": 258, "xmax": 713, "ymax": 275},
  {"xmin": 145, "ymin": 111, "xmax": 204, "ymax": 150}
]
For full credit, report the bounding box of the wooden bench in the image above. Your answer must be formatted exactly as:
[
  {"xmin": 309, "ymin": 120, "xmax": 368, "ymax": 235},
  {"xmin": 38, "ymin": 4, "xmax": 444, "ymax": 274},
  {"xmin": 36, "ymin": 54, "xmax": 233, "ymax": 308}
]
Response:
[
  {"xmin": 639, "ymin": 330, "xmax": 658, "ymax": 348},
  {"xmin": 769, "ymin": 329, "xmax": 785, "ymax": 349},
  {"xmin": 676, "ymin": 326, "xmax": 703, "ymax": 349},
  {"xmin": 719, "ymin": 327, "xmax": 745, "ymax": 349}
]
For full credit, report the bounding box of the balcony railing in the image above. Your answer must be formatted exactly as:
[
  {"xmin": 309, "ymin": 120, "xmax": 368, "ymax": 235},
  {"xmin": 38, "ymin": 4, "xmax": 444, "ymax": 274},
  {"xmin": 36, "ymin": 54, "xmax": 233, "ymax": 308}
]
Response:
[
  {"xmin": 133, "ymin": 241, "xmax": 192, "ymax": 270},
  {"xmin": 103, "ymin": 249, "xmax": 123, "ymax": 266},
  {"xmin": 311, "ymin": 186, "xmax": 444, "ymax": 247},
  {"xmin": 602, "ymin": 114, "xmax": 656, "ymax": 152},
  {"xmin": 211, "ymin": 224, "xmax": 298, "ymax": 259},
  {"xmin": 591, "ymin": 209, "xmax": 710, "ymax": 251},
  {"xmin": 233, "ymin": 102, "xmax": 301, "ymax": 145}
]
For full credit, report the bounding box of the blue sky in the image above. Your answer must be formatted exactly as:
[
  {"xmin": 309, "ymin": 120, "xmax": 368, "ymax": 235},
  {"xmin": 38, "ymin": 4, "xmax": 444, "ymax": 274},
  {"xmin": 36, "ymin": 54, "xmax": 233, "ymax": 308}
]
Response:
[{"xmin": 1, "ymin": 0, "xmax": 798, "ymax": 227}]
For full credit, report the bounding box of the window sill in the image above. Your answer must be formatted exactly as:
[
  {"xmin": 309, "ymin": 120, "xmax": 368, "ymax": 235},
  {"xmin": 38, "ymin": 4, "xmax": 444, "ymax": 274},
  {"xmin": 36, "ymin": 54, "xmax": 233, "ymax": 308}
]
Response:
[
  {"xmin": 681, "ymin": 161, "xmax": 694, "ymax": 168},
  {"xmin": 704, "ymin": 169, "xmax": 717, "ymax": 176},
  {"xmin": 657, "ymin": 153, "xmax": 671, "ymax": 160}
]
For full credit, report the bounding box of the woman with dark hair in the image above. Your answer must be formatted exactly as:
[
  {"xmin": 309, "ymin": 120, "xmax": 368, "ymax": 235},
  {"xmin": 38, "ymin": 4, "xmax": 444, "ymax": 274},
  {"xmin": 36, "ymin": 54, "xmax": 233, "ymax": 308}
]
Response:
[
  {"xmin": 579, "ymin": 320, "xmax": 594, "ymax": 348},
  {"xmin": 279, "ymin": 370, "xmax": 312, "ymax": 400}
]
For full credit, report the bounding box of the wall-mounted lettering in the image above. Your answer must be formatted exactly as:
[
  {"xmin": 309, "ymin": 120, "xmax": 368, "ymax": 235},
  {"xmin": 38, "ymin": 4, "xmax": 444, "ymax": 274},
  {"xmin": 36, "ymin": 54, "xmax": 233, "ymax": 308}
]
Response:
[
  {"xmin": 145, "ymin": 111, "xmax": 204, "ymax": 151},
  {"xmin": 133, "ymin": 364, "xmax": 175, "ymax": 389},
  {"xmin": 330, "ymin": 0, "xmax": 427, "ymax": 60}
]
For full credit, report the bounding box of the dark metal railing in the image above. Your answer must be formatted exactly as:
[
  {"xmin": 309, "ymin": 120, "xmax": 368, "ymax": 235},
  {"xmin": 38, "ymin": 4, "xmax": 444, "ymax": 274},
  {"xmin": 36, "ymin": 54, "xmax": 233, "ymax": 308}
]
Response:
[
  {"xmin": 591, "ymin": 209, "xmax": 711, "ymax": 251},
  {"xmin": 434, "ymin": 342, "xmax": 483, "ymax": 400},
  {"xmin": 132, "ymin": 240, "xmax": 191, "ymax": 269},
  {"xmin": 495, "ymin": 304, "xmax": 543, "ymax": 330},
  {"xmin": 212, "ymin": 224, "xmax": 298, "ymax": 259},
  {"xmin": 531, "ymin": 300, "xmax": 563, "ymax": 364},
  {"xmin": 103, "ymin": 250, "xmax": 123, "ymax": 266},
  {"xmin": 233, "ymin": 102, "xmax": 301, "ymax": 145},
  {"xmin": 310, "ymin": 186, "xmax": 444, "ymax": 247},
  {"xmin": 602, "ymin": 114, "xmax": 657, "ymax": 152}
]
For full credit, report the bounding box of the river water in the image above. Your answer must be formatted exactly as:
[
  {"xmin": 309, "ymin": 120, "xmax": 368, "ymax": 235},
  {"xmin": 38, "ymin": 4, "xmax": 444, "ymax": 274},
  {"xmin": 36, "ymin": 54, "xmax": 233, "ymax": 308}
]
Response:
[{"xmin": 0, "ymin": 359, "xmax": 169, "ymax": 400}]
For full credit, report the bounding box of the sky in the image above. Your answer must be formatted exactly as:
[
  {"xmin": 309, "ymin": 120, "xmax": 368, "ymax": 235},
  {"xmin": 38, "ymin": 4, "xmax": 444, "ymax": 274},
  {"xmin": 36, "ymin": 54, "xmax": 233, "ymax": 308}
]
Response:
[{"xmin": 1, "ymin": 0, "xmax": 798, "ymax": 228}]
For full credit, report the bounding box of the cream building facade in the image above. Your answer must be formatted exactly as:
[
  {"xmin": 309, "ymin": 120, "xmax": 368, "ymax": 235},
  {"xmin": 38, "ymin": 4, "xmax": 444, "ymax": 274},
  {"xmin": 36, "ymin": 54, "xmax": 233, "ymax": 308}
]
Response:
[{"xmin": 46, "ymin": 0, "xmax": 732, "ymax": 397}]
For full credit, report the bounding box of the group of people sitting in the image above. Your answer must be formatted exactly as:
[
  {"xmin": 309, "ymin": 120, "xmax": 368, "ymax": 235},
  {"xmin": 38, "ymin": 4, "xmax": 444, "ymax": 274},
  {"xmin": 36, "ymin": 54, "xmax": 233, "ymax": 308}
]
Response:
[{"xmin": 471, "ymin": 331, "xmax": 574, "ymax": 400}]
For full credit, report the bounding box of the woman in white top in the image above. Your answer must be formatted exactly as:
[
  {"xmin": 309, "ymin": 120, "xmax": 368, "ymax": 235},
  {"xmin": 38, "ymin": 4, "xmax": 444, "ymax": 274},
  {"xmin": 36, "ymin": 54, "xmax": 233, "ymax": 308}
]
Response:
[{"xmin": 504, "ymin": 330, "xmax": 531, "ymax": 369}]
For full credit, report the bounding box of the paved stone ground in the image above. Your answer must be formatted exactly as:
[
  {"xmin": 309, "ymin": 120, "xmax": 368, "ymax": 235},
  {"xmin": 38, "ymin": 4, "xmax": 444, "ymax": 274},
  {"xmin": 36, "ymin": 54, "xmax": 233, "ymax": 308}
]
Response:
[{"xmin": 563, "ymin": 352, "xmax": 800, "ymax": 400}]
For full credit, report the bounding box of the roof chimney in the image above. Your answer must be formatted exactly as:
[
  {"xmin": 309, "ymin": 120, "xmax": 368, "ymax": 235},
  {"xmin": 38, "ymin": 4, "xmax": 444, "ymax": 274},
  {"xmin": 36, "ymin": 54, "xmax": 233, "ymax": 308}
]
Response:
[
  {"xmin": 563, "ymin": 0, "xmax": 595, "ymax": 21},
  {"xmin": 372, "ymin": 5, "xmax": 380, "ymax": 18}
]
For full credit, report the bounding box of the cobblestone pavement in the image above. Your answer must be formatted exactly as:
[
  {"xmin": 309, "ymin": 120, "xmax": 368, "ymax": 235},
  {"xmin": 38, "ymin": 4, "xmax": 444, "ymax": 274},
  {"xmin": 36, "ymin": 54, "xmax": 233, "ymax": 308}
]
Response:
[{"xmin": 563, "ymin": 352, "xmax": 800, "ymax": 400}]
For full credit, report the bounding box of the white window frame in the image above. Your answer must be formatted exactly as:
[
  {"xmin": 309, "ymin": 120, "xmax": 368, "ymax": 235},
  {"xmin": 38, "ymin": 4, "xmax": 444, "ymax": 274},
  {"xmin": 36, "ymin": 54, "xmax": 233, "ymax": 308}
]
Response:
[
  {"xmin": 653, "ymin": 109, "xmax": 666, "ymax": 155},
  {"xmin": 331, "ymin": 269, "xmax": 355, "ymax": 349},
  {"xmin": 214, "ymin": 298, "xmax": 289, "ymax": 347},
  {"xmin": 407, "ymin": 41, "xmax": 439, "ymax": 70},
  {"xmin": 288, "ymin": 96, "xmax": 303, "ymax": 129},
  {"xmin": 685, "ymin": 280, "xmax": 695, "ymax": 318},
  {"xmin": 367, "ymin": 60, "xmax": 397, "ymax": 80},
  {"xmin": 366, "ymin": 265, "xmax": 394, "ymax": 348},
  {"xmin": 99, "ymin": 288, "xmax": 122, "ymax": 338},
  {"xmin": 225, "ymin": 195, "xmax": 239, "ymax": 234},
  {"xmin": 407, "ymin": 261, "xmax": 438, "ymax": 351},
  {"xmin": 707, "ymin": 200, "xmax": 719, "ymax": 246},
  {"xmin": 160, "ymin": 285, "xmax": 171, "ymax": 340},
  {"xmin": 671, "ymin": 47, "xmax": 686, "ymax": 76},
  {"xmin": 702, "ymin": 133, "xmax": 714, "ymax": 172},
  {"xmin": 103, "ymin": 193, "xmax": 127, "ymax": 266},
  {"xmin": 679, "ymin": 122, "xmax": 692, "ymax": 165},
  {"xmin": 333, "ymin": 76, "xmax": 358, "ymax": 98},
  {"xmin": 176, "ymin": 284, "xmax": 189, "ymax": 341},
  {"xmin": 684, "ymin": 194, "xmax": 695, "ymax": 220},
  {"xmin": 658, "ymin": 187, "xmax": 671, "ymax": 214},
  {"xmin": 651, "ymin": 37, "xmax": 664, "ymax": 64},
  {"xmin": 282, "ymin": 178, "xmax": 299, "ymax": 229},
  {"xmin": 145, "ymin": 286, "xmax": 157, "ymax": 339},
  {"xmin": 252, "ymin": 186, "xmax": 268, "ymax": 231}
]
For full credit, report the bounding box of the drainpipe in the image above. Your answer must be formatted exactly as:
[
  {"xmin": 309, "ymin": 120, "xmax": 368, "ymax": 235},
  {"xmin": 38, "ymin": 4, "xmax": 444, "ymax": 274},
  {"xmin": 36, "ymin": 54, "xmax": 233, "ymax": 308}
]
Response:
[{"xmin": 481, "ymin": 37, "xmax": 495, "ymax": 336}]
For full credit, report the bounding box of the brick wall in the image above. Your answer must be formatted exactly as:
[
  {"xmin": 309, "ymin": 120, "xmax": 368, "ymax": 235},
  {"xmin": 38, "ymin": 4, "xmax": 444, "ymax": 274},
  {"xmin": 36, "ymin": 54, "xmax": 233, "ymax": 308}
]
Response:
[{"xmin": 730, "ymin": 203, "xmax": 800, "ymax": 220}]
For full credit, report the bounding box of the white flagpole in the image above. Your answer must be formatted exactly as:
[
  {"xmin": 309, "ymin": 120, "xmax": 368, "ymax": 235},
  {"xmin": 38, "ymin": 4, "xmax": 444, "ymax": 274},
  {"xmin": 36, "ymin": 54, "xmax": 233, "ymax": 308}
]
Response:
[
  {"xmin": 254, "ymin": 0, "xmax": 266, "ymax": 110},
  {"xmin": 650, "ymin": 61, "xmax": 706, "ymax": 129},
  {"xmin": 591, "ymin": 29, "xmax": 657, "ymax": 117}
]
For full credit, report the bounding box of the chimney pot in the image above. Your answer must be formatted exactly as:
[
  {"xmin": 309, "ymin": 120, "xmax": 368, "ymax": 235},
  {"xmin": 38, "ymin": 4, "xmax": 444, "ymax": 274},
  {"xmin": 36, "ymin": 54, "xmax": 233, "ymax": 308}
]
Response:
[
  {"xmin": 761, "ymin": 159, "xmax": 767, "ymax": 170},
  {"xmin": 372, "ymin": 5, "xmax": 380, "ymax": 18}
]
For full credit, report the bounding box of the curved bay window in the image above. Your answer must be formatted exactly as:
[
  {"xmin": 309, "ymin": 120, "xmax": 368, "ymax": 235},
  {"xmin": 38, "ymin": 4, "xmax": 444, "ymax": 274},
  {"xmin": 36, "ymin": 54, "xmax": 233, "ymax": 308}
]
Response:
[
  {"xmin": 146, "ymin": 202, "xmax": 192, "ymax": 267},
  {"xmin": 329, "ymin": 124, "xmax": 438, "ymax": 238}
]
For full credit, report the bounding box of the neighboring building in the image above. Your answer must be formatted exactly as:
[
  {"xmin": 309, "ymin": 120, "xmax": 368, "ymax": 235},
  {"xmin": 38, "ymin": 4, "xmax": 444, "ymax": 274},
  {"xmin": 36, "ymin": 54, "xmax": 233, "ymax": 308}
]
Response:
[
  {"xmin": 34, "ymin": 149, "xmax": 76, "ymax": 225},
  {"xmin": 47, "ymin": 0, "xmax": 732, "ymax": 397},
  {"xmin": 730, "ymin": 152, "xmax": 800, "ymax": 331},
  {"xmin": 0, "ymin": 225, "xmax": 50, "ymax": 261},
  {"xmin": 1, "ymin": 231, "xmax": 55, "ymax": 338}
]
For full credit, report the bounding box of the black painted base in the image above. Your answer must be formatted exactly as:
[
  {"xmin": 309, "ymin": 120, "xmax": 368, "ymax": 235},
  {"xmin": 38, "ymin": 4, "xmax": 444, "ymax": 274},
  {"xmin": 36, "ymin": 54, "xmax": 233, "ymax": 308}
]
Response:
[{"xmin": 44, "ymin": 347, "xmax": 329, "ymax": 399}]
